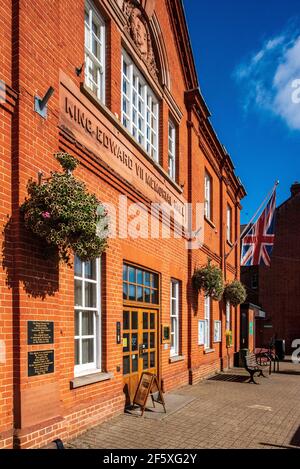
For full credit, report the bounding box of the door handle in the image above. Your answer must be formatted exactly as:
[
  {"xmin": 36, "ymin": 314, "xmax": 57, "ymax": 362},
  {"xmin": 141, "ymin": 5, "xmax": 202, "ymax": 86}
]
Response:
[{"xmin": 139, "ymin": 344, "xmax": 144, "ymax": 357}]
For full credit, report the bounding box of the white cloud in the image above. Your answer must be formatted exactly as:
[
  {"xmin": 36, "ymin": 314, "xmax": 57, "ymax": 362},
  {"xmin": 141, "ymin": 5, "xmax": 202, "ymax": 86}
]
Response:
[{"xmin": 234, "ymin": 27, "xmax": 300, "ymax": 130}]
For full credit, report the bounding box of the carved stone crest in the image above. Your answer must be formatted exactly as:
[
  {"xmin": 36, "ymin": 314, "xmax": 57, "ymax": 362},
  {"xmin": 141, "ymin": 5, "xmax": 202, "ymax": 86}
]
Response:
[{"xmin": 123, "ymin": 0, "xmax": 158, "ymax": 80}]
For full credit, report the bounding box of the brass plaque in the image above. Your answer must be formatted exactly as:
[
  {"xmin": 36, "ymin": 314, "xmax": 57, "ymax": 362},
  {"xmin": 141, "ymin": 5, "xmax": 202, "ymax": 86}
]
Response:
[
  {"xmin": 28, "ymin": 350, "xmax": 54, "ymax": 376},
  {"xmin": 28, "ymin": 321, "xmax": 54, "ymax": 345}
]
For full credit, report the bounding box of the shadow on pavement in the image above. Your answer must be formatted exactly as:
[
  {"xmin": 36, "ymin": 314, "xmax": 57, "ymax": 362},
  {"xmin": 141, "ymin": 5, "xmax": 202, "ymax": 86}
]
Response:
[
  {"xmin": 277, "ymin": 370, "xmax": 300, "ymax": 376},
  {"xmin": 290, "ymin": 425, "xmax": 300, "ymax": 447},
  {"xmin": 208, "ymin": 374, "xmax": 249, "ymax": 383},
  {"xmin": 259, "ymin": 442, "xmax": 296, "ymax": 449}
]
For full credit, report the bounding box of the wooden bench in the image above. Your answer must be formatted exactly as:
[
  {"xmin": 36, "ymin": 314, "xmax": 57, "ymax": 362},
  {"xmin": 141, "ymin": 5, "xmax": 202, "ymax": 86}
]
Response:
[{"xmin": 243, "ymin": 352, "xmax": 267, "ymax": 384}]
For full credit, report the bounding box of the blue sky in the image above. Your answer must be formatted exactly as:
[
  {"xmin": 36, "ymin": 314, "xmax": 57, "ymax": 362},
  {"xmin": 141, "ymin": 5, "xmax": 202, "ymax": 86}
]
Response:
[{"xmin": 184, "ymin": 0, "xmax": 300, "ymax": 223}]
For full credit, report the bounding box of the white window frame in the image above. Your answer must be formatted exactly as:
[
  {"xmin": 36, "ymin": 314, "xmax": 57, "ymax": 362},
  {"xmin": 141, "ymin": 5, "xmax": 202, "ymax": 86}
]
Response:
[
  {"xmin": 121, "ymin": 50, "xmax": 159, "ymax": 162},
  {"xmin": 214, "ymin": 320, "xmax": 222, "ymax": 343},
  {"xmin": 204, "ymin": 172, "xmax": 212, "ymax": 220},
  {"xmin": 170, "ymin": 279, "xmax": 180, "ymax": 357},
  {"xmin": 84, "ymin": 0, "xmax": 106, "ymax": 103},
  {"xmin": 226, "ymin": 300, "xmax": 231, "ymax": 331},
  {"xmin": 198, "ymin": 320, "xmax": 205, "ymax": 345},
  {"xmin": 168, "ymin": 120, "xmax": 176, "ymax": 180},
  {"xmin": 74, "ymin": 256, "xmax": 101, "ymax": 376},
  {"xmin": 204, "ymin": 295, "xmax": 211, "ymax": 349},
  {"xmin": 227, "ymin": 204, "xmax": 232, "ymax": 242}
]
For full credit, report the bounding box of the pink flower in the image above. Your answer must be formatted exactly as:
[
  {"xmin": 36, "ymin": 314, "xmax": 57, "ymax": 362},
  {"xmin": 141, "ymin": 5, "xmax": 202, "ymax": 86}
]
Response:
[{"xmin": 41, "ymin": 211, "xmax": 51, "ymax": 219}]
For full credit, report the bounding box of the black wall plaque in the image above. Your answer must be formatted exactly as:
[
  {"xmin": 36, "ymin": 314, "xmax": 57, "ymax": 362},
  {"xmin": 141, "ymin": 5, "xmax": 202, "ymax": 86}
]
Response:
[
  {"xmin": 28, "ymin": 321, "xmax": 54, "ymax": 345},
  {"xmin": 28, "ymin": 350, "xmax": 54, "ymax": 376}
]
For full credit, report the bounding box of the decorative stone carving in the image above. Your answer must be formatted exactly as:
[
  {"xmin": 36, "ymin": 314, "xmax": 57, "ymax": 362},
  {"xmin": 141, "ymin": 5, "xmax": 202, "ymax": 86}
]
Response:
[{"xmin": 123, "ymin": 0, "xmax": 158, "ymax": 80}]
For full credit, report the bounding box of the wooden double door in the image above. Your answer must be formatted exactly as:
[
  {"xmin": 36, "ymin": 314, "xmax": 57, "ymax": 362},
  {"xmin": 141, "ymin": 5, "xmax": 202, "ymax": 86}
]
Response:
[{"xmin": 123, "ymin": 307, "xmax": 158, "ymax": 405}]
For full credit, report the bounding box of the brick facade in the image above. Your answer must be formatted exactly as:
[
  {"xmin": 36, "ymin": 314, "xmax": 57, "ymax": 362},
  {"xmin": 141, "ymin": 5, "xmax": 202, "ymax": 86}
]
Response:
[{"xmin": 0, "ymin": 0, "xmax": 245, "ymax": 449}]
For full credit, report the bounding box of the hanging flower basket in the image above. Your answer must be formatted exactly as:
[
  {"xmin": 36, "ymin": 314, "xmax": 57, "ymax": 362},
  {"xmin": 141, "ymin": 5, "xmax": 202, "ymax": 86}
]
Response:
[
  {"xmin": 223, "ymin": 280, "xmax": 247, "ymax": 307},
  {"xmin": 192, "ymin": 261, "xmax": 224, "ymax": 301},
  {"xmin": 21, "ymin": 152, "xmax": 109, "ymax": 264}
]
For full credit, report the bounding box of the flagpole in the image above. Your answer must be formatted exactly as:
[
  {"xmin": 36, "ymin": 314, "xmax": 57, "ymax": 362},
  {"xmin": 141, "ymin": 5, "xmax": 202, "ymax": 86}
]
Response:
[{"xmin": 225, "ymin": 180, "xmax": 279, "ymax": 260}]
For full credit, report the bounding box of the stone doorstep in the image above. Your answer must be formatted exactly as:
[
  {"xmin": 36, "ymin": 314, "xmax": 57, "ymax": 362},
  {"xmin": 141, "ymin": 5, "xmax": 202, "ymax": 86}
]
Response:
[{"xmin": 125, "ymin": 393, "xmax": 196, "ymax": 420}]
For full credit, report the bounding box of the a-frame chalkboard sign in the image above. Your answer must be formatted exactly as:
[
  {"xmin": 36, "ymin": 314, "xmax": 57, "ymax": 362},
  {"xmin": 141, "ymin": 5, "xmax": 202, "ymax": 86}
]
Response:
[{"xmin": 133, "ymin": 372, "xmax": 166, "ymax": 416}]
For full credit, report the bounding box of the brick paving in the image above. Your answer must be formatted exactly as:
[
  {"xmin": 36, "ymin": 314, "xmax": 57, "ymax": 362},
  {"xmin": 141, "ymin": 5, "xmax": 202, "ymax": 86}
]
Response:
[{"xmin": 67, "ymin": 360, "xmax": 300, "ymax": 449}]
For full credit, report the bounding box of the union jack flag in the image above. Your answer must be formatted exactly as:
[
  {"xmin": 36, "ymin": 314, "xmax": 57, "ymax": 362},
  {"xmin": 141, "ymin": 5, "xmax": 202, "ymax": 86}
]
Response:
[{"xmin": 241, "ymin": 190, "xmax": 276, "ymax": 266}]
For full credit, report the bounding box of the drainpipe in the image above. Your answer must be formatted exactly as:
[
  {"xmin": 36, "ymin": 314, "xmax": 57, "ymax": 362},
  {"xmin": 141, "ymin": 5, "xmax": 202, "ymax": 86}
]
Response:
[{"xmin": 186, "ymin": 110, "xmax": 193, "ymax": 383}]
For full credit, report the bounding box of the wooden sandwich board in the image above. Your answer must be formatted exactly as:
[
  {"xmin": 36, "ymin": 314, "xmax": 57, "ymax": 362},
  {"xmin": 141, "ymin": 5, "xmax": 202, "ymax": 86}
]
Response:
[{"xmin": 133, "ymin": 372, "xmax": 166, "ymax": 416}]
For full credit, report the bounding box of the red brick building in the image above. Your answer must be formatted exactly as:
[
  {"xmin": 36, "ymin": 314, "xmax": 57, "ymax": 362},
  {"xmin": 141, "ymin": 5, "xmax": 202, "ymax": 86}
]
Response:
[
  {"xmin": 0, "ymin": 0, "xmax": 245, "ymax": 448},
  {"xmin": 241, "ymin": 183, "xmax": 300, "ymax": 354}
]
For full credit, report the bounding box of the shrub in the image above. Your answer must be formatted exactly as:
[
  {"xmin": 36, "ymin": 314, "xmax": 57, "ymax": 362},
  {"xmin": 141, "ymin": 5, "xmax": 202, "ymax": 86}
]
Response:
[
  {"xmin": 223, "ymin": 280, "xmax": 247, "ymax": 306},
  {"xmin": 21, "ymin": 153, "xmax": 109, "ymax": 264},
  {"xmin": 192, "ymin": 262, "xmax": 224, "ymax": 301}
]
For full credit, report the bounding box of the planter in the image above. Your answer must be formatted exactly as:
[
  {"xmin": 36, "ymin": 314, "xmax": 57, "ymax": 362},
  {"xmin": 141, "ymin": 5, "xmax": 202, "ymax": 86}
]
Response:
[
  {"xmin": 192, "ymin": 261, "xmax": 224, "ymax": 301},
  {"xmin": 223, "ymin": 280, "xmax": 247, "ymax": 306}
]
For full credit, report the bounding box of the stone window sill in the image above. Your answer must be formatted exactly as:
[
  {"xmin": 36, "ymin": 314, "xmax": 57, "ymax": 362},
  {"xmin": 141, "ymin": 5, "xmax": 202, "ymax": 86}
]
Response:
[
  {"xmin": 169, "ymin": 355, "xmax": 185, "ymax": 364},
  {"xmin": 70, "ymin": 372, "xmax": 113, "ymax": 389},
  {"xmin": 204, "ymin": 348, "xmax": 215, "ymax": 354}
]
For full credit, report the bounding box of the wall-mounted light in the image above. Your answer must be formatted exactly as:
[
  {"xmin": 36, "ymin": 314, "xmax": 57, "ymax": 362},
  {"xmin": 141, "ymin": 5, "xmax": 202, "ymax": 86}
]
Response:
[
  {"xmin": 34, "ymin": 86, "xmax": 55, "ymax": 119},
  {"xmin": 75, "ymin": 63, "xmax": 84, "ymax": 77}
]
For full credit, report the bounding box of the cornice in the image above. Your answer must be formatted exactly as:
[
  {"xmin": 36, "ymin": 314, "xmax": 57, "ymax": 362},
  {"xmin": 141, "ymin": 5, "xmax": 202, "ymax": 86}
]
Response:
[{"xmin": 166, "ymin": 0, "xmax": 198, "ymax": 90}]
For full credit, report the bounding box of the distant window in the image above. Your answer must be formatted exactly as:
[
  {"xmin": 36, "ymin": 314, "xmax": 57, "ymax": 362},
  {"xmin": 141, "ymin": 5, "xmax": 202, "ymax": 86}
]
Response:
[
  {"xmin": 121, "ymin": 50, "xmax": 159, "ymax": 162},
  {"xmin": 204, "ymin": 172, "xmax": 212, "ymax": 220},
  {"xmin": 170, "ymin": 279, "xmax": 180, "ymax": 357},
  {"xmin": 204, "ymin": 295, "xmax": 211, "ymax": 349},
  {"xmin": 84, "ymin": 1, "xmax": 106, "ymax": 102},
  {"xmin": 226, "ymin": 300, "xmax": 231, "ymax": 331},
  {"xmin": 251, "ymin": 273, "xmax": 258, "ymax": 289},
  {"xmin": 227, "ymin": 205, "xmax": 232, "ymax": 242},
  {"xmin": 168, "ymin": 120, "xmax": 176, "ymax": 180},
  {"xmin": 214, "ymin": 320, "xmax": 222, "ymax": 343}
]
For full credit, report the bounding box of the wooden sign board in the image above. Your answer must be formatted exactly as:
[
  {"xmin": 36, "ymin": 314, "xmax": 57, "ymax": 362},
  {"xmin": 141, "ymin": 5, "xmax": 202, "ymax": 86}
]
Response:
[
  {"xmin": 162, "ymin": 324, "xmax": 171, "ymax": 344},
  {"xmin": 133, "ymin": 372, "xmax": 166, "ymax": 416}
]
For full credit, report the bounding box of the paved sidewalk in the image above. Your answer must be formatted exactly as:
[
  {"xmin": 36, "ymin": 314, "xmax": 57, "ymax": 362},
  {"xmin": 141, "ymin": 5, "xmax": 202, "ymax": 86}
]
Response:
[{"xmin": 67, "ymin": 360, "xmax": 300, "ymax": 449}]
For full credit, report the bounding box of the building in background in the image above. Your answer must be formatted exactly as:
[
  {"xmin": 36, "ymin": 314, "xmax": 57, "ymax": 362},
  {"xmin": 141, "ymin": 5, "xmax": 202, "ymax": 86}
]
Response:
[
  {"xmin": 241, "ymin": 183, "xmax": 300, "ymax": 353},
  {"xmin": 0, "ymin": 0, "xmax": 245, "ymax": 448}
]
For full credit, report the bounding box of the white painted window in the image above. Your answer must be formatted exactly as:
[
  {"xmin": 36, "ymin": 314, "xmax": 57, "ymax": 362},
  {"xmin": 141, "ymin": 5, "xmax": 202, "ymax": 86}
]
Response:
[
  {"xmin": 227, "ymin": 205, "xmax": 232, "ymax": 242},
  {"xmin": 84, "ymin": 0, "xmax": 105, "ymax": 102},
  {"xmin": 170, "ymin": 279, "xmax": 180, "ymax": 357},
  {"xmin": 198, "ymin": 320, "xmax": 205, "ymax": 345},
  {"xmin": 204, "ymin": 172, "xmax": 212, "ymax": 220},
  {"xmin": 214, "ymin": 320, "xmax": 222, "ymax": 342},
  {"xmin": 74, "ymin": 255, "xmax": 101, "ymax": 376},
  {"xmin": 226, "ymin": 300, "xmax": 231, "ymax": 331},
  {"xmin": 168, "ymin": 120, "xmax": 176, "ymax": 180},
  {"xmin": 121, "ymin": 50, "xmax": 159, "ymax": 162},
  {"xmin": 204, "ymin": 295, "xmax": 211, "ymax": 349}
]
